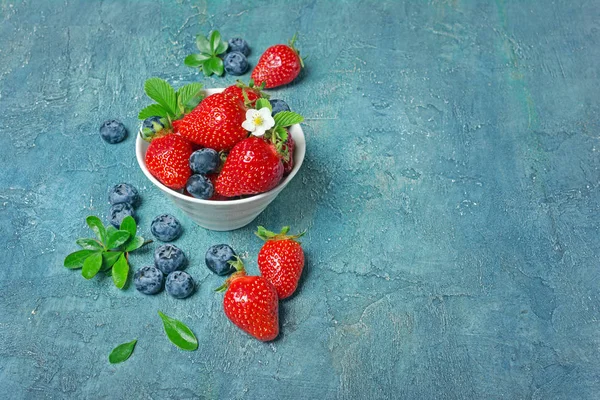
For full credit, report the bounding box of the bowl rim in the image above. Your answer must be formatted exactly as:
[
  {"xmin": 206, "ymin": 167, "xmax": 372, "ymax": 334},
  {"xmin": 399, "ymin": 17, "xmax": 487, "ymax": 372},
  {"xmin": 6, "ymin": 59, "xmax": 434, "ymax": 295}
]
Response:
[{"xmin": 135, "ymin": 88, "xmax": 306, "ymax": 206}]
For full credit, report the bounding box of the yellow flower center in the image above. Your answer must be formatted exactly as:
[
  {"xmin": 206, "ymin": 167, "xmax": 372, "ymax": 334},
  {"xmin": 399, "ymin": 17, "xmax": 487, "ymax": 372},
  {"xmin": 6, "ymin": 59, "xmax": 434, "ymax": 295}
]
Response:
[{"xmin": 253, "ymin": 115, "xmax": 264, "ymax": 126}]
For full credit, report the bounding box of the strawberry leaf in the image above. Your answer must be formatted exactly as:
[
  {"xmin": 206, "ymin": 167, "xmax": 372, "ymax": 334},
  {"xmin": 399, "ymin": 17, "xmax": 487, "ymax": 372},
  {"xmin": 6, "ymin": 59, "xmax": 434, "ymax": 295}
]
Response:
[
  {"xmin": 144, "ymin": 78, "xmax": 177, "ymax": 117},
  {"xmin": 138, "ymin": 104, "xmax": 169, "ymax": 120},
  {"xmin": 255, "ymin": 98, "xmax": 272, "ymax": 111},
  {"xmin": 274, "ymin": 111, "xmax": 304, "ymax": 128},
  {"xmin": 195, "ymin": 34, "xmax": 212, "ymax": 54},
  {"xmin": 176, "ymin": 83, "xmax": 204, "ymax": 113}
]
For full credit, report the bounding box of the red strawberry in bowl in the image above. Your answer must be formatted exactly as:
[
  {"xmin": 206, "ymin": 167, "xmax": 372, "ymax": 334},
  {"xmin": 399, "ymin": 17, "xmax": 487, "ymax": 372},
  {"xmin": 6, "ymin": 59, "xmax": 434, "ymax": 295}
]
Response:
[
  {"xmin": 251, "ymin": 35, "xmax": 304, "ymax": 89},
  {"xmin": 282, "ymin": 133, "xmax": 295, "ymax": 175},
  {"xmin": 145, "ymin": 134, "xmax": 193, "ymax": 190},
  {"xmin": 215, "ymin": 136, "xmax": 284, "ymax": 197},
  {"xmin": 216, "ymin": 257, "xmax": 279, "ymax": 341},
  {"xmin": 222, "ymin": 81, "xmax": 266, "ymax": 107},
  {"xmin": 256, "ymin": 226, "xmax": 306, "ymax": 299},
  {"xmin": 176, "ymin": 93, "xmax": 248, "ymax": 152}
]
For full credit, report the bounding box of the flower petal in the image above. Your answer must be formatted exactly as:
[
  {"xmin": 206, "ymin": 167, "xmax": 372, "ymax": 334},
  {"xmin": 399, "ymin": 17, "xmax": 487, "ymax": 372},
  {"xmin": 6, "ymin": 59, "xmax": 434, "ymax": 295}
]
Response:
[
  {"xmin": 246, "ymin": 109, "xmax": 259, "ymax": 120},
  {"xmin": 258, "ymin": 107, "xmax": 272, "ymax": 120},
  {"xmin": 251, "ymin": 127, "xmax": 266, "ymax": 137},
  {"xmin": 242, "ymin": 120, "xmax": 256, "ymax": 131}
]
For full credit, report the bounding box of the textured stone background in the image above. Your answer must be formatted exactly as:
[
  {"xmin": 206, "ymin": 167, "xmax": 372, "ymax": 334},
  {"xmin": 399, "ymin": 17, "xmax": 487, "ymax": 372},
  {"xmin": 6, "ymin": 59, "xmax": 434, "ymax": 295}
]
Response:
[{"xmin": 1, "ymin": 0, "xmax": 599, "ymax": 399}]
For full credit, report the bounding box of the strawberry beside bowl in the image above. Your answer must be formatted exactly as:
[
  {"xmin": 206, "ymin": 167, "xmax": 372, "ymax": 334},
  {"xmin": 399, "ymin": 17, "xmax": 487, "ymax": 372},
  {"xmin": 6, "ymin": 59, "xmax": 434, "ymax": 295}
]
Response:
[{"xmin": 135, "ymin": 88, "xmax": 306, "ymax": 231}]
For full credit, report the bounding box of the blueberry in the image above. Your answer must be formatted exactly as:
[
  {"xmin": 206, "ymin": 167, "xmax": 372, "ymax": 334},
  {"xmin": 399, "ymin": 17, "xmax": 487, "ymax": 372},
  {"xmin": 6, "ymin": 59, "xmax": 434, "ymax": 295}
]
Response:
[
  {"xmin": 189, "ymin": 148, "xmax": 219, "ymax": 174},
  {"xmin": 269, "ymin": 99, "xmax": 290, "ymax": 116},
  {"xmin": 165, "ymin": 271, "xmax": 195, "ymax": 299},
  {"xmin": 140, "ymin": 116, "xmax": 166, "ymax": 140},
  {"xmin": 134, "ymin": 266, "xmax": 164, "ymax": 295},
  {"xmin": 186, "ymin": 174, "xmax": 214, "ymax": 200},
  {"xmin": 151, "ymin": 214, "xmax": 182, "ymax": 242},
  {"xmin": 108, "ymin": 183, "xmax": 140, "ymax": 206},
  {"xmin": 205, "ymin": 244, "xmax": 237, "ymax": 275},
  {"xmin": 99, "ymin": 120, "xmax": 127, "ymax": 144},
  {"xmin": 228, "ymin": 38, "xmax": 249, "ymax": 56},
  {"xmin": 154, "ymin": 244, "xmax": 187, "ymax": 274},
  {"xmin": 109, "ymin": 203, "xmax": 135, "ymax": 228},
  {"xmin": 224, "ymin": 52, "xmax": 249, "ymax": 76}
]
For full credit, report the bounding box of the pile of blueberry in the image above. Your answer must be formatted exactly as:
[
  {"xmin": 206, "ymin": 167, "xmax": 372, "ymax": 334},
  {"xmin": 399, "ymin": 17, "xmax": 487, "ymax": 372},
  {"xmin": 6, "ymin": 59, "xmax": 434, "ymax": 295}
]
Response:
[
  {"xmin": 224, "ymin": 38, "xmax": 250, "ymax": 76},
  {"xmin": 108, "ymin": 183, "xmax": 139, "ymax": 228},
  {"xmin": 134, "ymin": 214, "xmax": 196, "ymax": 299},
  {"xmin": 186, "ymin": 148, "xmax": 220, "ymax": 199}
]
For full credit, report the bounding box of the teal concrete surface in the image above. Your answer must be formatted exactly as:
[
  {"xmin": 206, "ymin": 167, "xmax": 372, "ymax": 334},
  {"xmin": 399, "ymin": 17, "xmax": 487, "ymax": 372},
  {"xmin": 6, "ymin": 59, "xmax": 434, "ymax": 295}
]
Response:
[{"xmin": 1, "ymin": 0, "xmax": 599, "ymax": 398}]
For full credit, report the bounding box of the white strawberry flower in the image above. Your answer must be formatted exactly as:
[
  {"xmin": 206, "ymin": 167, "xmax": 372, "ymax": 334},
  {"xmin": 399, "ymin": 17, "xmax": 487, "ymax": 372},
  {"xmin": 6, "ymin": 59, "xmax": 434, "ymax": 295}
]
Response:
[{"xmin": 242, "ymin": 107, "xmax": 275, "ymax": 137}]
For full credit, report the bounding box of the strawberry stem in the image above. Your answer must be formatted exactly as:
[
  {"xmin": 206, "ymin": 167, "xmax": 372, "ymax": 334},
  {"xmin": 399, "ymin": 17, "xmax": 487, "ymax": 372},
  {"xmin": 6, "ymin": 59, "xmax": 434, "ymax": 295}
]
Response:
[
  {"xmin": 255, "ymin": 226, "xmax": 305, "ymax": 242},
  {"xmin": 214, "ymin": 256, "xmax": 246, "ymax": 292}
]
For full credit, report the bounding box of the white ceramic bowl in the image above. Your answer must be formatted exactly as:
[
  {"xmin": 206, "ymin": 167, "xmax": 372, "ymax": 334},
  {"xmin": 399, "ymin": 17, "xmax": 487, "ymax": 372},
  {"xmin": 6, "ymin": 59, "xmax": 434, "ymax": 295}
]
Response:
[{"xmin": 135, "ymin": 88, "xmax": 306, "ymax": 231}]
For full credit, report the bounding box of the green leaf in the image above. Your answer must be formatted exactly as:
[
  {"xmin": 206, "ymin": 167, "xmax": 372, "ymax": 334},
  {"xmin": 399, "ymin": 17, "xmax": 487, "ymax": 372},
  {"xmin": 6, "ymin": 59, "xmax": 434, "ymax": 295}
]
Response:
[
  {"xmin": 138, "ymin": 104, "xmax": 169, "ymax": 120},
  {"xmin": 119, "ymin": 216, "xmax": 137, "ymax": 238},
  {"xmin": 275, "ymin": 126, "xmax": 288, "ymax": 142},
  {"xmin": 81, "ymin": 251, "xmax": 103, "ymax": 279},
  {"xmin": 112, "ymin": 253, "xmax": 129, "ymax": 289},
  {"xmin": 86, "ymin": 216, "xmax": 107, "ymax": 245},
  {"xmin": 101, "ymin": 251, "xmax": 122, "ymax": 271},
  {"xmin": 106, "ymin": 225, "xmax": 117, "ymax": 236},
  {"xmin": 124, "ymin": 236, "xmax": 145, "ymax": 252},
  {"xmin": 106, "ymin": 230, "xmax": 131, "ymax": 250},
  {"xmin": 76, "ymin": 238, "xmax": 104, "ymax": 251},
  {"xmin": 210, "ymin": 30, "xmax": 223, "ymax": 53},
  {"xmin": 158, "ymin": 311, "xmax": 198, "ymax": 351},
  {"xmin": 109, "ymin": 339, "xmax": 137, "ymax": 364},
  {"xmin": 196, "ymin": 34, "xmax": 212, "ymax": 54},
  {"xmin": 177, "ymin": 83, "xmax": 204, "ymax": 111},
  {"xmin": 204, "ymin": 57, "xmax": 224, "ymax": 77},
  {"xmin": 184, "ymin": 53, "xmax": 210, "ymax": 68},
  {"xmin": 64, "ymin": 250, "xmax": 96, "ymax": 269},
  {"xmin": 274, "ymin": 111, "xmax": 304, "ymax": 128},
  {"xmin": 144, "ymin": 78, "xmax": 177, "ymax": 116},
  {"xmin": 255, "ymin": 98, "xmax": 272, "ymax": 111},
  {"xmin": 215, "ymin": 40, "xmax": 228, "ymax": 55}
]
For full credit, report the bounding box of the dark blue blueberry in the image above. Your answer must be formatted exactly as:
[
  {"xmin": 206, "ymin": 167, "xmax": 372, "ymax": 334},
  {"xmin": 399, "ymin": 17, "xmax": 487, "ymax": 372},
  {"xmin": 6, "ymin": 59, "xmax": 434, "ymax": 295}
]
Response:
[
  {"xmin": 186, "ymin": 174, "xmax": 214, "ymax": 200},
  {"xmin": 109, "ymin": 203, "xmax": 135, "ymax": 228},
  {"xmin": 99, "ymin": 120, "xmax": 127, "ymax": 144},
  {"xmin": 228, "ymin": 38, "xmax": 249, "ymax": 56},
  {"xmin": 134, "ymin": 266, "xmax": 164, "ymax": 295},
  {"xmin": 165, "ymin": 271, "xmax": 195, "ymax": 299},
  {"xmin": 108, "ymin": 183, "xmax": 140, "ymax": 206},
  {"xmin": 205, "ymin": 244, "xmax": 237, "ymax": 276},
  {"xmin": 154, "ymin": 244, "xmax": 187, "ymax": 275},
  {"xmin": 269, "ymin": 99, "xmax": 290, "ymax": 116},
  {"xmin": 224, "ymin": 51, "xmax": 249, "ymax": 76},
  {"xmin": 150, "ymin": 214, "xmax": 182, "ymax": 242},
  {"xmin": 140, "ymin": 116, "xmax": 166, "ymax": 140},
  {"xmin": 189, "ymin": 148, "xmax": 219, "ymax": 174}
]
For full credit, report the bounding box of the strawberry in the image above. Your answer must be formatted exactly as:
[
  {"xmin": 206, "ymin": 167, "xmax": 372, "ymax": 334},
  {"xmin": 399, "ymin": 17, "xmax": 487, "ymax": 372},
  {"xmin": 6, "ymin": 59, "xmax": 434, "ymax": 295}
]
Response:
[
  {"xmin": 206, "ymin": 174, "xmax": 228, "ymax": 201},
  {"xmin": 251, "ymin": 35, "xmax": 303, "ymax": 89},
  {"xmin": 222, "ymin": 81, "xmax": 265, "ymax": 107},
  {"xmin": 145, "ymin": 134, "xmax": 193, "ymax": 190},
  {"xmin": 256, "ymin": 226, "xmax": 305, "ymax": 299},
  {"xmin": 282, "ymin": 134, "xmax": 295, "ymax": 175},
  {"xmin": 176, "ymin": 93, "xmax": 248, "ymax": 152},
  {"xmin": 217, "ymin": 257, "xmax": 279, "ymax": 341},
  {"xmin": 215, "ymin": 137, "xmax": 284, "ymax": 197}
]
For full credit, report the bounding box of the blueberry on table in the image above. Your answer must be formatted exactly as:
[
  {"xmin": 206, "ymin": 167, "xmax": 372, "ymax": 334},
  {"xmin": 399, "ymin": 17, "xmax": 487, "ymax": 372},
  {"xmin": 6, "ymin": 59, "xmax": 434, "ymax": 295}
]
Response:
[
  {"xmin": 269, "ymin": 99, "xmax": 290, "ymax": 116},
  {"xmin": 108, "ymin": 183, "xmax": 140, "ymax": 206},
  {"xmin": 99, "ymin": 120, "xmax": 127, "ymax": 144},
  {"xmin": 205, "ymin": 244, "xmax": 237, "ymax": 275},
  {"xmin": 154, "ymin": 244, "xmax": 187, "ymax": 274},
  {"xmin": 134, "ymin": 266, "xmax": 164, "ymax": 295},
  {"xmin": 186, "ymin": 174, "xmax": 214, "ymax": 200},
  {"xmin": 189, "ymin": 148, "xmax": 219, "ymax": 174},
  {"xmin": 109, "ymin": 203, "xmax": 135, "ymax": 228},
  {"xmin": 150, "ymin": 214, "xmax": 182, "ymax": 242},
  {"xmin": 228, "ymin": 37, "xmax": 249, "ymax": 56},
  {"xmin": 224, "ymin": 51, "xmax": 249, "ymax": 76},
  {"xmin": 166, "ymin": 271, "xmax": 195, "ymax": 299}
]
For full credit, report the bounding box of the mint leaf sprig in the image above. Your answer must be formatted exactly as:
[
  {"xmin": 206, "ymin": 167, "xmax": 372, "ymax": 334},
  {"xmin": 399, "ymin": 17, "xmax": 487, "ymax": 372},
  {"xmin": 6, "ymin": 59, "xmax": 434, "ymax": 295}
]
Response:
[
  {"xmin": 184, "ymin": 30, "xmax": 228, "ymax": 77},
  {"xmin": 64, "ymin": 216, "xmax": 152, "ymax": 289},
  {"xmin": 254, "ymin": 99, "xmax": 303, "ymax": 161}
]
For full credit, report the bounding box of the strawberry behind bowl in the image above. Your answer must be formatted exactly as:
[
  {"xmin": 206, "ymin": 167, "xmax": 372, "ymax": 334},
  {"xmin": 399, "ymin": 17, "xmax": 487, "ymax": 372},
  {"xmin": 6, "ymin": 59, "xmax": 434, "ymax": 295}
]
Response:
[{"xmin": 136, "ymin": 88, "xmax": 306, "ymax": 231}]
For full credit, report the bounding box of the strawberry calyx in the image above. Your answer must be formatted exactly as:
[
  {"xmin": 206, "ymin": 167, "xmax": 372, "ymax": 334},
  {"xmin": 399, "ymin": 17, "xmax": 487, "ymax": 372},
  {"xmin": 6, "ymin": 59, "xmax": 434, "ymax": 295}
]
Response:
[
  {"xmin": 237, "ymin": 79, "xmax": 270, "ymax": 100},
  {"xmin": 214, "ymin": 256, "xmax": 246, "ymax": 292},
  {"xmin": 288, "ymin": 33, "xmax": 304, "ymax": 69},
  {"xmin": 255, "ymin": 226, "xmax": 306, "ymax": 242}
]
